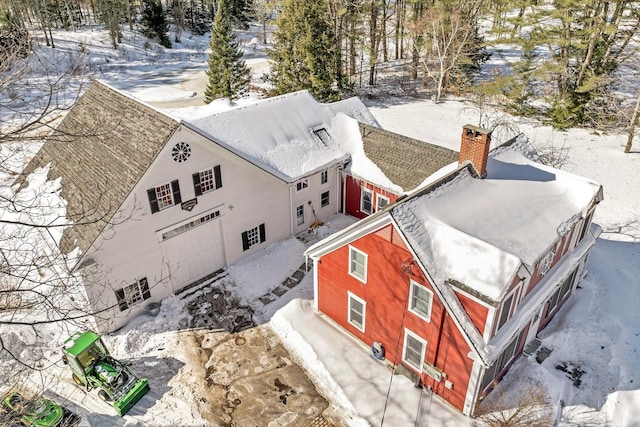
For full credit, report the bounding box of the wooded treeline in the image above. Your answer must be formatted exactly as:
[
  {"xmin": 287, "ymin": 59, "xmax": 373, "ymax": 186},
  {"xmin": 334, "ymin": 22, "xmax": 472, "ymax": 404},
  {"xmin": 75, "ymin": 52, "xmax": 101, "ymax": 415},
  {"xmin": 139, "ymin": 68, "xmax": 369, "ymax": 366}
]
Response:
[{"xmin": 2, "ymin": 0, "xmax": 640, "ymax": 144}]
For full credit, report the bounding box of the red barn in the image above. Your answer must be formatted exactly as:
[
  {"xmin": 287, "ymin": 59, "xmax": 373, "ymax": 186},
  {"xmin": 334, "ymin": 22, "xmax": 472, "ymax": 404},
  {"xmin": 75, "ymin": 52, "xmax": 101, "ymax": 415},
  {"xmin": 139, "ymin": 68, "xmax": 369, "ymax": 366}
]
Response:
[{"xmin": 306, "ymin": 125, "xmax": 603, "ymax": 416}]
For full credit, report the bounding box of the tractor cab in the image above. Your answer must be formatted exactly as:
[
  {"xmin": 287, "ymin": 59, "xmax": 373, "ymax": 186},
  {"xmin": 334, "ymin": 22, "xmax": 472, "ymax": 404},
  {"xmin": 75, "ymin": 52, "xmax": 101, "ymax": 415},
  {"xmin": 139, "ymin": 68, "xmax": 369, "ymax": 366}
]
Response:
[{"xmin": 63, "ymin": 331, "xmax": 106, "ymax": 376}]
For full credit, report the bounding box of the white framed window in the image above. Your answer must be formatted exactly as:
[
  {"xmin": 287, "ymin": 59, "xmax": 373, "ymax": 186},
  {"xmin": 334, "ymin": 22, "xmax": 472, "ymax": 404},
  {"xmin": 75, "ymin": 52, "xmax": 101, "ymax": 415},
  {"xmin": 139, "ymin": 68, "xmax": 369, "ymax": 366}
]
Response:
[
  {"xmin": 161, "ymin": 210, "xmax": 221, "ymax": 240},
  {"xmin": 539, "ymin": 249, "xmax": 556, "ymax": 276},
  {"xmin": 361, "ymin": 188, "xmax": 373, "ymax": 214},
  {"xmin": 147, "ymin": 180, "xmax": 181, "ymax": 213},
  {"xmin": 403, "ymin": 329, "xmax": 427, "ymax": 372},
  {"xmin": 321, "ymin": 170, "xmax": 328, "ymax": 184},
  {"xmin": 296, "ymin": 205, "xmax": 305, "ymax": 226},
  {"xmin": 348, "ymin": 246, "xmax": 367, "ymax": 283},
  {"xmin": 115, "ymin": 278, "xmax": 151, "ymax": 311},
  {"xmin": 376, "ymin": 194, "xmax": 389, "ymax": 211},
  {"xmin": 408, "ymin": 280, "xmax": 433, "ymax": 322},
  {"xmin": 347, "ymin": 291, "xmax": 366, "ymax": 332},
  {"xmin": 242, "ymin": 224, "xmax": 266, "ymax": 251},
  {"xmin": 321, "ymin": 190, "xmax": 330, "ymax": 207},
  {"xmin": 156, "ymin": 183, "xmax": 174, "ymax": 209},
  {"xmin": 296, "ymin": 180, "xmax": 308, "ymax": 191},
  {"xmin": 193, "ymin": 165, "xmax": 222, "ymax": 195}
]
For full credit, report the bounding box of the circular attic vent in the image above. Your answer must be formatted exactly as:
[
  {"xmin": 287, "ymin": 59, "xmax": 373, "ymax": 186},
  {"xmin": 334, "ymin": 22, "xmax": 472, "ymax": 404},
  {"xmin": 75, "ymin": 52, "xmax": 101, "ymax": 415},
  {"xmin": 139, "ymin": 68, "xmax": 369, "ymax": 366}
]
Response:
[{"xmin": 172, "ymin": 142, "xmax": 191, "ymax": 162}]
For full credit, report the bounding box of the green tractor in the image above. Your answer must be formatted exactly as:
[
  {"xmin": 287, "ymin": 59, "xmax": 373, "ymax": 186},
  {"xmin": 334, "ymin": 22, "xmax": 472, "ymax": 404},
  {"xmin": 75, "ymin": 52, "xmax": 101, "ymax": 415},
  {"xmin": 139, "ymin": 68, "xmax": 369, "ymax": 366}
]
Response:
[{"xmin": 61, "ymin": 331, "xmax": 149, "ymax": 416}]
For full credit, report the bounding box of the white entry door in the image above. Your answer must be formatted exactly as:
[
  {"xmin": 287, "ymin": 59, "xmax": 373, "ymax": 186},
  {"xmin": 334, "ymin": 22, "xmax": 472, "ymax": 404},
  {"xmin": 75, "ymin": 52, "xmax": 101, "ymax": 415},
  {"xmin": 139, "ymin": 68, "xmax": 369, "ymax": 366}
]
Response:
[{"xmin": 160, "ymin": 216, "xmax": 225, "ymax": 290}]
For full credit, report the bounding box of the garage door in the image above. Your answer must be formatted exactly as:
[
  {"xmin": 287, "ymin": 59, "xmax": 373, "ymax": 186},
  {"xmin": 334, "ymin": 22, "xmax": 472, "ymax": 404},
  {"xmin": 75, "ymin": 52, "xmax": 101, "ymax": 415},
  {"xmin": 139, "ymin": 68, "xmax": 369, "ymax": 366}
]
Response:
[{"xmin": 160, "ymin": 212, "xmax": 225, "ymax": 289}]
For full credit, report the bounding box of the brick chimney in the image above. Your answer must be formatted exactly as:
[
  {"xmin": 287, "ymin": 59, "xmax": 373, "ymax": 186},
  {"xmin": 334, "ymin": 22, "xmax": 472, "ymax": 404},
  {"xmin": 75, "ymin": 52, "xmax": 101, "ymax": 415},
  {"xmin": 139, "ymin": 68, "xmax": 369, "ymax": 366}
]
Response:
[{"xmin": 459, "ymin": 124, "xmax": 492, "ymax": 178}]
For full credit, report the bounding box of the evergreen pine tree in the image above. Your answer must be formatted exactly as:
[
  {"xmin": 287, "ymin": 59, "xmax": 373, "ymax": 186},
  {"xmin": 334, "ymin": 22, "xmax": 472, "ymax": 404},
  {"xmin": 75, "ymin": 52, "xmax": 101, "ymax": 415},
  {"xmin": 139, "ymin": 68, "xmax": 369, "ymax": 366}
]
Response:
[
  {"xmin": 142, "ymin": 0, "xmax": 172, "ymax": 48},
  {"xmin": 204, "ymin": 0, "xmax": 251, "ymax": 103},
  {"xmin": 267, "ymin": 0, "xmax": 340, "ymax": 102}
]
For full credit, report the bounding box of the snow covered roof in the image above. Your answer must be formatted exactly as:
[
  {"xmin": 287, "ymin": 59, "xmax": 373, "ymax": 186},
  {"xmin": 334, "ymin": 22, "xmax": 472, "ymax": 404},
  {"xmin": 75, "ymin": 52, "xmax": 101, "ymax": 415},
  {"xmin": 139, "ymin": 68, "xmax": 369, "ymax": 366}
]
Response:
[
  {"xmin": 182, "ymin": 91, "xmax": 380, "ymax": 183},
  {"xmin": 392, "ymin": 135, "xmax": 603, "ymax": 301}
]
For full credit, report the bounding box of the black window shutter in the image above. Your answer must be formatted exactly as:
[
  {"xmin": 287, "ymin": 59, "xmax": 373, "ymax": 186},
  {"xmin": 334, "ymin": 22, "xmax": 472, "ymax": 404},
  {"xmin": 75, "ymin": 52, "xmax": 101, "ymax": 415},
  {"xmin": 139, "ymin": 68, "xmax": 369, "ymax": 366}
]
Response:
[
  {"xmin": 115, "ymin": 289, "xmax": 128, "ymax": 311},
  {"xmin": 147, "ymin": 189, "xmax": 159, "ymax": 214},
  {"xmin": 140, "ymin": 278, "xmax": 151, "ymax": 299},
  {"xmin": 242, "ymin": 231, "xmax": 250, "ymax": 251},
  {"xmin": 192, "ymin": 173, "xmax": 202, "ymax": 196},
  {"xmin": 259, "ymin": 223, "xmax": 266, "ymax": 243},
  {"xmin": 214, "ymin": 165, "xmax": 222, "ymax": 189},
  {"xmin": 171, "ymin": 180, "xmax": 182, "ymax": 204}
]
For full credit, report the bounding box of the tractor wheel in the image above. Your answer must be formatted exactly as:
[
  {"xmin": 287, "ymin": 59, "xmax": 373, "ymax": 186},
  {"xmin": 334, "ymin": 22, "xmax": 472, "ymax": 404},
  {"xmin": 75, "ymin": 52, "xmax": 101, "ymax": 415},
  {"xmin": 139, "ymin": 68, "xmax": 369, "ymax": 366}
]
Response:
[
  {"xmin": 98, "ymin": 390, "xmax": 111, "ymax": 402},
  {"xmin": 72, "ymin": 374, "xmax": 83, "ymax": 386}
]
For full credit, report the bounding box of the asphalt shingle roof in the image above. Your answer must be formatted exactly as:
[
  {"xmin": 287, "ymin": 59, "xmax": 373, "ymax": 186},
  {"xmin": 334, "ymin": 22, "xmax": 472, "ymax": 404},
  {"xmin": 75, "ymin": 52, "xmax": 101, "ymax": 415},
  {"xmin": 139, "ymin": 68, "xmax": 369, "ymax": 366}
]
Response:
[
  {"xmin": 17, "ymin": 81, "xmax": 179, "ymax": 256},
  {"xmin": 359, "ymin": 122, "xmax": 459, "ymax": 192}
]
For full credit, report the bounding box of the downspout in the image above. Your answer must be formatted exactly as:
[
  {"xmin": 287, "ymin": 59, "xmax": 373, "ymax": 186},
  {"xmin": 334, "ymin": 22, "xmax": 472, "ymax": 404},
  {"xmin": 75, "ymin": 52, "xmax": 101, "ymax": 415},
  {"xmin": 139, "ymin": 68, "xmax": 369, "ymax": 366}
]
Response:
[
  {"xmin": 431, "ymin": 304, "xmax": 448, "ymax": 375},
  {"xmin": 336, "ymin": 165, "xmax": 341, "ymax": 214},
  {"xmin": 289, "ymin": 184, "xmax": 294, "ymax": 236},
  {"xmin": 340, "ymin": 164, "xmax": 347, "ymax": 214}
]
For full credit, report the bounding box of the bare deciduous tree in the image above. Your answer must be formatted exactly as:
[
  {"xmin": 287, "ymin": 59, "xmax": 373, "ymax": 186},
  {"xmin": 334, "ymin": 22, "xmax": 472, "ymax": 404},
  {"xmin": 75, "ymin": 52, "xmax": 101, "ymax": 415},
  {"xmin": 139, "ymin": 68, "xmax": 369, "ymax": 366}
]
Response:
[
  {"xmin": 411, "ymin": 1, "xmax": 483, "ymax": 103},
  {"xmin": 473, "ymin": 380, "xmax": 555, "ymax": 427}
]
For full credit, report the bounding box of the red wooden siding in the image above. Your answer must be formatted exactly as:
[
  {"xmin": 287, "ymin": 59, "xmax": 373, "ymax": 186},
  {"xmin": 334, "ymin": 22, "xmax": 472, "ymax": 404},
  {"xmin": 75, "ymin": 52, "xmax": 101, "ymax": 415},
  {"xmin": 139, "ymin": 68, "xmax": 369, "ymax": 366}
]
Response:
[
  {"xmin": 525, "ymin": 216, "xmax": 585, "ymax": 296},
  {"xmin": 344, "ymin": 176, "xmax": 399, "ymax": 219},
  {"xmin": 455, "ymin": 290, "xmax": 489, "ymax": 336},
  {"xmin": 316, "ymin": 225, "xmax": 474, "ymax": 413}
]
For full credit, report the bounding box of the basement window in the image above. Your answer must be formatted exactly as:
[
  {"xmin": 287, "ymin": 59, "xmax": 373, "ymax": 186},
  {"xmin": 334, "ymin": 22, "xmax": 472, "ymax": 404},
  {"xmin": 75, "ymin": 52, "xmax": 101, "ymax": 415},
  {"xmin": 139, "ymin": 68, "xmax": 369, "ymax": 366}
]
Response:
[{"xmin": 115, "ymin": 277, "xmax": 151, "ymax": 311}]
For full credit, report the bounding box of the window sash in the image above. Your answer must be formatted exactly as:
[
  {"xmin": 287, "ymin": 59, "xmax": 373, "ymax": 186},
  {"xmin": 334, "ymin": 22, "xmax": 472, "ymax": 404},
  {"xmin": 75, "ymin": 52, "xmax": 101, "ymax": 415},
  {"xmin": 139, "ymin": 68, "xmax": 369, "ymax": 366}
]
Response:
[
  {"xmin": 242, "ymin": 223, "xmax": 266, "ymax": 251},
  {"xmin": 348, "ymin": 293, "xmax": 365, "ymax": 331},
  {"xmin": 156, "ymin": 183, "xmax": 174, "ymax": 210},
  {"xmin": 403, "ymin": 330, "xmax": 426, "ymax": 371},
  {"xmin": 349, "ymin": 247, "xmax": 367, "ymax": 282},
  {"xmin": 321, "ymin": 170, "xmax": 328, "ymax": 184},
  {"xmin": 361, "ymin": 188, "xmax": 373, "ymax": 214},
  {"xmin": 321, "ymin": 191, "xmax": 330, "ymax": 207},
  {"xmin": 115, "ymin": 278, "xmax": 151, "ymax": 311},
  {"xmin": 376, "ymin": 194, "xmax": 389, "ymax": 210},
  {"xmin": 409, "ymin": 281, "xmax": 432, "ymax": 321}
]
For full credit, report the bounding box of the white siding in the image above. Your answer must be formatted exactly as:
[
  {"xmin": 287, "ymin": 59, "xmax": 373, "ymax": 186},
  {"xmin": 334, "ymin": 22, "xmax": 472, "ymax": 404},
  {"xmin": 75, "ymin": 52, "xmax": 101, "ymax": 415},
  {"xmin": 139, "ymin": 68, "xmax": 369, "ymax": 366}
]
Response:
[{"xmin": 81, "ymin": 125, "xmax": 298, "ymax": 332}]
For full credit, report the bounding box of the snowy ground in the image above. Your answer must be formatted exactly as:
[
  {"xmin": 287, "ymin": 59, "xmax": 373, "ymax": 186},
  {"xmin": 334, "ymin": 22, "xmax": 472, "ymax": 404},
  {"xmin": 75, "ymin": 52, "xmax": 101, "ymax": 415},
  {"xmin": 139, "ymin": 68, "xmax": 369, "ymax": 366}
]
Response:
[{"xmin": 2, "ymin": 25, "xmax": 640, "ymax": 426}]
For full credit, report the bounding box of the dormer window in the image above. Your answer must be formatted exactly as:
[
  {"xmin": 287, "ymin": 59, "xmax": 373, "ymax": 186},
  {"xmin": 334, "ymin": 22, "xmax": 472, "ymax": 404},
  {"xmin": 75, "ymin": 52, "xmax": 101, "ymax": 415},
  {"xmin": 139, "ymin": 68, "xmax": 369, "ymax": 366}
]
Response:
[
  {"xmin": 539, "ymin": 249, "xmax": 555, "ymax": 276},
  {"xmin": 312, "ymin": 127, "xmax": 332, "ymax": 145}
]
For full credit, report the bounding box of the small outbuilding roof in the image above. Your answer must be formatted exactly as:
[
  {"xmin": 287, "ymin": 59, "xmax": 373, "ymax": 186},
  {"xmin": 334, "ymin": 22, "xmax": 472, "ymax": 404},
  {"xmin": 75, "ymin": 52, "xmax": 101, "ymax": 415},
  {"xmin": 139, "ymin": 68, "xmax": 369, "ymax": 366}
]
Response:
[{"xmin": 358, "ymin": 123, "xmax": 458, "ymax": 193}]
